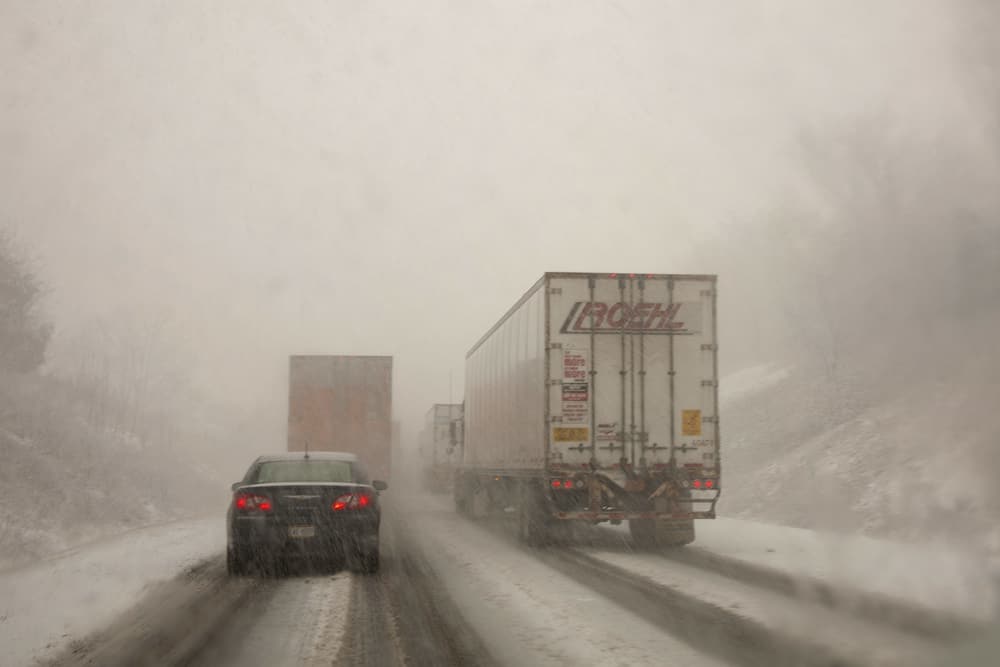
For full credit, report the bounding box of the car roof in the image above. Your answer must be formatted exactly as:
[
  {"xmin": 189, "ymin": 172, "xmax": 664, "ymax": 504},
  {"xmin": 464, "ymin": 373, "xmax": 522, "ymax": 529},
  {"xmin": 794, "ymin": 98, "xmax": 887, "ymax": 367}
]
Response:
[{"xmin": 253, "ymin": 452, "xmax": 359, "ymax": 463}]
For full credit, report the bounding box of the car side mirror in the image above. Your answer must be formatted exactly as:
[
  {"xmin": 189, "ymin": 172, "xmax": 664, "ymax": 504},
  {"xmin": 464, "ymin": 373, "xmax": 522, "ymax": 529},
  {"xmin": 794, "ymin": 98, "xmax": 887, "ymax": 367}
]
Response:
[
  {"xmin": 231, "ymin": 482, "xmax": 242, "ymax": 492},
  {"xmin": 372, "ymin": 480, "xmax": 388, "ymax": 492}
]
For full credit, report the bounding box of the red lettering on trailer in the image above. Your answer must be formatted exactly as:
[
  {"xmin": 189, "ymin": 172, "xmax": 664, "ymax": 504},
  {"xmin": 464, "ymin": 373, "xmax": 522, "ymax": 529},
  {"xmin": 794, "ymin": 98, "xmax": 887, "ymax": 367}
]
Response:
[
  {"xmin": 647, "ymin": 303, "xmax": 681, "ymax": 330},
  {"xmin": 561, "ymin": 301, "xmax": 694, "ymax": 334},
  {"xmin": 571, "ymin": 302, "xmax": 608, "ymax": 330},
  {"xmin": 606, "ymin": 302, "xmax": 630, "ymax": 328},
  {"xmin": 629, "ymin": 303, "xmax": 653, "ymax": 328}
]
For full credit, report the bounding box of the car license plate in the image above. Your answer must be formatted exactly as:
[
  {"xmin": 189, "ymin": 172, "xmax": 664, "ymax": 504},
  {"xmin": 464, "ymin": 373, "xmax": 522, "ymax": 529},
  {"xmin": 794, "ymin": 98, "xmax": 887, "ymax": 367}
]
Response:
[{"xmin": 288, "ymin": 525, "xmax": 315, "ymax": 538}]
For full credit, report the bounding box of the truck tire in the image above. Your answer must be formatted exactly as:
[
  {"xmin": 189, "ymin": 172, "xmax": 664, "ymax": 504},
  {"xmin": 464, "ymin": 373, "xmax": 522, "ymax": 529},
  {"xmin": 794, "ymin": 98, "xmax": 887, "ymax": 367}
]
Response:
[
  {"xmin": 517, "ymin": 482, "xmax": 551, "ymax": 547},
  {"xmin": 629, "ymin": 518, "xmax": 695, "ymax": 548},
  {"xmin": 454, "ymin": 473, "xmax": 471, "ymax": 515}
]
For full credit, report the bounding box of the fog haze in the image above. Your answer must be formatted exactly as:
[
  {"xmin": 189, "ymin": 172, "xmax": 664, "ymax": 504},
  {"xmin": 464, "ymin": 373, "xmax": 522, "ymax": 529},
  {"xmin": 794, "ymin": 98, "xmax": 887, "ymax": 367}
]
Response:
[{"xmin": 0, "ymin": 0, "xmax": 989, "ymax": 443}]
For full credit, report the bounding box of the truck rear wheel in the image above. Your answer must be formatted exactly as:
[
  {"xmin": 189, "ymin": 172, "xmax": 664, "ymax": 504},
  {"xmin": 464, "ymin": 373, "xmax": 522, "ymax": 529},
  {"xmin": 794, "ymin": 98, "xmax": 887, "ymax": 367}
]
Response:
[
  {"xmin": 454, "ymin": 473, "xmax": 472, "ymax": 515},
  {"xmin": 629, "ymin": 518, "xmax": 695, "ymax": 548},
  {"xmin": 517, "ymin": 482, "xmax": 551, "ymax": 547}
]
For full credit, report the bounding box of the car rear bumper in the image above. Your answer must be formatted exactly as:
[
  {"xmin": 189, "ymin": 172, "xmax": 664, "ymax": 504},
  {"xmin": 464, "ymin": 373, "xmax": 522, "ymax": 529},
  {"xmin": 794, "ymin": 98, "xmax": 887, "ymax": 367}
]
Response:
[{"xmin": 229, "ymin": 514, "xmax": 379, "ymax": 558}]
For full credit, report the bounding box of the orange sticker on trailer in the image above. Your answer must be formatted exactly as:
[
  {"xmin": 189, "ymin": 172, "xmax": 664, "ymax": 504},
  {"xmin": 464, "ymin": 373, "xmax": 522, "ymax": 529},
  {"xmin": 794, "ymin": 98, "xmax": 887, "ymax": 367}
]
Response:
[
  {"xmin": 553, "ymin": 427, "xmax": 589, "ymax": 442},
  {"xmin": 682, "ymin": 410, "xmax": 702, "ymax": 436}
]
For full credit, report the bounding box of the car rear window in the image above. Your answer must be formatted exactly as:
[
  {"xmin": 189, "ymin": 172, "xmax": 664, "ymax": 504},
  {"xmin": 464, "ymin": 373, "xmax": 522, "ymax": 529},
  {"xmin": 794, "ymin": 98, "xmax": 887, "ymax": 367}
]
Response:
[{"xmin": 251, "ymin": 460, "xmax": 354, "ymax": 484}]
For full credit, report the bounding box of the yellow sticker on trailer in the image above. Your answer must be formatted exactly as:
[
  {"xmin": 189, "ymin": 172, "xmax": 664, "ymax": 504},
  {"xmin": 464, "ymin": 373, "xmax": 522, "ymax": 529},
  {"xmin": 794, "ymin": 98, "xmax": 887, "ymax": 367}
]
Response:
[
  {"xmin": 682, "ymin": 410, "xmax": 702, "ymax": 436},
  {"xmin": 553, "ymin": 427, "xmax": 589, "ymax": 442}
]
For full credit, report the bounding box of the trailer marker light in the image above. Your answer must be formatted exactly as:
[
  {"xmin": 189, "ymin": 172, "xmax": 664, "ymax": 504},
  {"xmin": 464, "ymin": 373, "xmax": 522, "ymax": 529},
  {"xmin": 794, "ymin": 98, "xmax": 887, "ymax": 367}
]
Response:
[
  {"xmin": 564, "ymin": 479, "xmax": 574, "ymax": 489},
  {"xmin": 609, "ymin": 273, "xmax": 617, "ymax": 278},
  {"xmin": 692, "ymin": 479, "xmax": 703, "ymax": 489},
  {"xmin": 705, "ymin": 479, "xmax": 715, "ymax": 489},
  {"xmin": 551, "ymin": 479, "xmax": 563, "ymax": 488}
]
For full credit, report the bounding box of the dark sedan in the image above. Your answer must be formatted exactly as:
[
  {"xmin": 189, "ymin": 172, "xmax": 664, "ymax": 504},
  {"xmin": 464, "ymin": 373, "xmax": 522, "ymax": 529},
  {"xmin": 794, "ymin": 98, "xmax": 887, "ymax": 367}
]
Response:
[{"xmin": 227, "ymin": 452, "xmax": 387, "ymax": 575}]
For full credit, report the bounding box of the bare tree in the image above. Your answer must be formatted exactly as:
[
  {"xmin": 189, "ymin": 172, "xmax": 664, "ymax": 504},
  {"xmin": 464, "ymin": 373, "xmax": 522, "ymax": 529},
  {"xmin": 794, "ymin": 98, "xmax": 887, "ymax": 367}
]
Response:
[{"xmin": 0, "ymin": 228, "xmax": 51, "ymax": 373}]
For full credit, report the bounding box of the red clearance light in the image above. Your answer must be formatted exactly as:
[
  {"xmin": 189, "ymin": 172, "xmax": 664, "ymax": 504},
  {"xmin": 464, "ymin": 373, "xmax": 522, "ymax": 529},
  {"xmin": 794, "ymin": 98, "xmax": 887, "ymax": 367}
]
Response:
[
  {"xmin": 609, "ymin": 273, "xmax": 617, "ymax": 278},
  {"xmin": 551, "ymin": 479, "xmax": 563, "ymax": 488},
  {"xmin": 705, "ymin": 479, "xmax": 715, "ymax": 489},
  {"xmin": 646, "ymin": 273, "xmax": 654, "ymax": 278},
  {"xmin": 629, "ymin": 273, "xmax": 636, "ymax": 278},
  {"xmin": 564, "ymin": 479, "xmax": 574, "ymax": 489},
  {"xmin": 692, "ymin": 479, "xmax": 703, "ymax": 489}
]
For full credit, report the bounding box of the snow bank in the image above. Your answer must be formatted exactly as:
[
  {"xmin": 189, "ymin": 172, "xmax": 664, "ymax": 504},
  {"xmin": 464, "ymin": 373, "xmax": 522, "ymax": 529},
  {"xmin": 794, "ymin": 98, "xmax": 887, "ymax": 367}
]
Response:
[{"xmin": 0, "ymin": 517, "xmax": 222, "ymax": 667}]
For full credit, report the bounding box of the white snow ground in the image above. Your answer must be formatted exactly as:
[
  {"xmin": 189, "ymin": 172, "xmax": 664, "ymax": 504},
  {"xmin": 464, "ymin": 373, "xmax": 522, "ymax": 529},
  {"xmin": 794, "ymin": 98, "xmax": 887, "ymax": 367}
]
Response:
[
  {"xmin": 0, "ymin": 517, "xmax": 223, "ymax": 667},
  {"xmin": 398, "ymin": 503, "xmax": 730, "ymax": 667},
  {"xmin": 600, "ymin": 517, "xmax": 996, "ymax": 620},
  {"xmin": 1, "ymin": 499, "xmax": 993, "ymax": 667}
]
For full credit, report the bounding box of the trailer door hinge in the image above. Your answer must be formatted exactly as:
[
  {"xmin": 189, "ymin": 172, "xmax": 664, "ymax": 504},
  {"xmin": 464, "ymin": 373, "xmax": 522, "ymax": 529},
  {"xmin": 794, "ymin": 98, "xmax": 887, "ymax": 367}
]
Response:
[
  {"xmin": 548, "ymin": 343, "xmax": 563, "ymax": 350},
  {"xmin": 701, "ymin": 344, "xmax": 718, "ymax": 351},
  {"xmin": 701, "ymin": 380, "xmax": 718, "ymax": 387},
  {"xmin": 702, "ymin": 416, "xmax": 719, "ymax": 424},
  {"xmin": 549, "ymin": 288, "xmax": 563, "ymax": 295},
  {"xmin": 548, "ymin": 379, "xmax": 563, "ymax": 386}
]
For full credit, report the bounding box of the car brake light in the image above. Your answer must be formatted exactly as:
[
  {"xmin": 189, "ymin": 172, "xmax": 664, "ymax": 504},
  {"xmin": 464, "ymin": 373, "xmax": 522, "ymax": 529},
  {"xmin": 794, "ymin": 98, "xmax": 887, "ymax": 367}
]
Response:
[
  {"xmin": 234, "ymin": 493, "xmax": 272, "ymax": 512},
  {"xmin": 332, "ymin": 493, "xmax": 373, "ymax": 511}
]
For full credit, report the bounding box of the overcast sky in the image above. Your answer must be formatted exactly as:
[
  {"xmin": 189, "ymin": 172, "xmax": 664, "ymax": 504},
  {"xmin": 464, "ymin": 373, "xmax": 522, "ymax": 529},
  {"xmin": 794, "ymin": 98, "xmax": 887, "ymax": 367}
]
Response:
[{"xmin": 0, "ymin": 0, "xmax": 977, "ymax": 446}]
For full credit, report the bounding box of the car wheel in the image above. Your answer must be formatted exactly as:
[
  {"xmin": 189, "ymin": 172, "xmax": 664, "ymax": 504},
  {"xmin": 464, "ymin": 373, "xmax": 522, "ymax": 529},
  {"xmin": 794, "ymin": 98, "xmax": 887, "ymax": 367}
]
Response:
[
  {"xmin": 227, "ymin": 546, "xmax": 249, "ymax": 576},
  {"xmin": 351, "ymin": 542, "xmax": 380, "ymax": 575},
  {"xmin": 360, "ymin": 550, "xmax": 380, "ymax": 575}
]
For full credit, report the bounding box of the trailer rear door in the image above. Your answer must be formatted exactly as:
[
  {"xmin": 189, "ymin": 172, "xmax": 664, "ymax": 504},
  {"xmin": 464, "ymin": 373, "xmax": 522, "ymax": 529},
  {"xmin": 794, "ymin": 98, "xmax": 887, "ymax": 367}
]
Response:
[{"xmin": 546, "ymin": 274, "xmax": 719, "ymax": 482}]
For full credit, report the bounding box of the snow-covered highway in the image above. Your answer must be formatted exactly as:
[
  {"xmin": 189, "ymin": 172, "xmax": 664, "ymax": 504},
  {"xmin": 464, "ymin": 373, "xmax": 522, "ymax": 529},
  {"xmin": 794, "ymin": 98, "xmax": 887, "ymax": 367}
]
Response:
[{"xmin": 3, "ymin": 493, "xmax": 994, "ymax": 667}]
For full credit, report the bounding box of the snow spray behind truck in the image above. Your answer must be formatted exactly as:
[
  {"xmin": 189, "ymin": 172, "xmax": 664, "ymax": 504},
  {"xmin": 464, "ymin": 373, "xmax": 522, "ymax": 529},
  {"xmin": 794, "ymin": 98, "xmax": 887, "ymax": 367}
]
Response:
[
  {"xmin": 454, "ymin": 273, "xmax": 720, "ymax": 546},
  {"xmin": 287, "ymin": 355, "xmax": 393, "ymax": 482}
]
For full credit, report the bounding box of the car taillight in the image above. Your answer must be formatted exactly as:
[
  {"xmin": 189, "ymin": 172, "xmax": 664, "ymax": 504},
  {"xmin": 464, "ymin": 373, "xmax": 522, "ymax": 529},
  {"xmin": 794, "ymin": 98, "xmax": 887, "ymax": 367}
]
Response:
[
  {"xmin": 331, "ymin": 493, "xmax": 373, "ymax": 511},
  {"xmin": 234, "ymin": 493, "xmax": 272, "ymax": 512}
]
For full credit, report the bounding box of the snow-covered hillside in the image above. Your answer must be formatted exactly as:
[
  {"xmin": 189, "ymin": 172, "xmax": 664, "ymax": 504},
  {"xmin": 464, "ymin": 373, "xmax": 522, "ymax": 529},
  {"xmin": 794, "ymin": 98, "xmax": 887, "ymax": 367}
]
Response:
[
  {"xmin": 719, "ymin": 361, "xmax": 1000, "ymax": 561},
  {"xmin": 0, "ymin": 372, "xmax": 226, "ymax": 569}
]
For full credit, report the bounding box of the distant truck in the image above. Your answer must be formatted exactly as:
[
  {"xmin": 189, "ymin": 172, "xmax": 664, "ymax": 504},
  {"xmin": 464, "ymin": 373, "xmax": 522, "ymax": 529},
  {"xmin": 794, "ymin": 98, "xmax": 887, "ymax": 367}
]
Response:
[
  {"xmin": 287, "ymin": 355, "xmax": 393, "ymax": 482},
  {"xmin": 419, "ymin": 403, "xmax": 463, "ymax": 492},
  {"xmin": 454, "ymin": 273, "xmax": 720, "ymax": 546}
]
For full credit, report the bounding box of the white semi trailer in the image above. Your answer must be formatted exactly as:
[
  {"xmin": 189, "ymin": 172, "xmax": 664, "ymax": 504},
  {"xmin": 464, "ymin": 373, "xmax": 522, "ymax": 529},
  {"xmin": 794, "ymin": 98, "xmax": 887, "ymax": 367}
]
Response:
[{"xmin": 454, "ymin": 273, "xmax": 720, "ymax": 546}]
